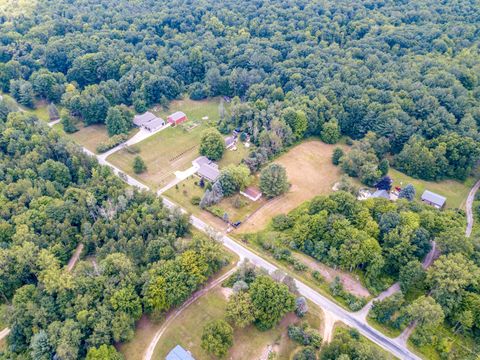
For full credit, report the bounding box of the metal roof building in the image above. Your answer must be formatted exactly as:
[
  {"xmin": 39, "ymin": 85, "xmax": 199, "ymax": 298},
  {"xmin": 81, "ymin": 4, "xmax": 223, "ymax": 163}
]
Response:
[
  {"xmin": 421, "ymin": 190, "xmax": 446, "ymax": 209},
  {"xmin": 133, "ymin": 111, "xmax": 157, "ymax": 127},
  {"xmin": 165, "ymin": 345, "xmax": 195, "ymax": 360}
]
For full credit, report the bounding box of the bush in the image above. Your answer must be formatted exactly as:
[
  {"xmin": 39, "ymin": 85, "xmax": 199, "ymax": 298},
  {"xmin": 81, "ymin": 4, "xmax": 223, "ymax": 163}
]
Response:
[
  {"xmin": 191, "ymin": 196, "xmax": 201, "ymax": 205},
  {"xmin": 133, "ymin": 156, "xmax": 147, "ymax": 174},
  {"xmin": 96, "ymin": 134, "xmax": 128, "ymax": 153},
  {"xmin": 201, "ymin": 320, "xmax": 233, "ymax": 357},
  {"xmin": 272, "ymin": 214, "xmax": 294, "ymax": 231},
  {"xmin": 208, "ymin": 206, "xmax": 225, "ymax": 218},
  {"xmin": 332, "ymin": 147, "xmax": 344, "ymax": 165},
  {"xmin": 288, "ymin": 323, "xmax": 322, "ymax": 348}
]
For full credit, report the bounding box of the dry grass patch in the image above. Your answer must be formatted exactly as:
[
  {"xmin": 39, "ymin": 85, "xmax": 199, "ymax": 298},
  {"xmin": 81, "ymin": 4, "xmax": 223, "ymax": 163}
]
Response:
[{"xmin": 239, "ymin": 140, "xmax": 344, "ymax": 233}]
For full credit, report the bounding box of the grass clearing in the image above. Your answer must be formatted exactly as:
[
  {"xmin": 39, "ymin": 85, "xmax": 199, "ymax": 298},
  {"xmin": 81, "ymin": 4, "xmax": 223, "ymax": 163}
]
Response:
[
  {"xmin": 119, "ymin": 245, "xmax": 239, "ymax": 360},
  {"xmin": 238, "ymin": 139, "xmax": 345, "ymax": 233},
  {"xmin": 108, "ymin": 98, "xmax": 224, "ymax": 189},
  {"xmin": 388, "ymin": 168, "xmax": 472, "ymax": 209},
  {"xmin": 218, "ymin": 141, "xmax": 250, "ymax": 168},
  {"xmin": 152, "ymin": 287, "xmax": 323, "ymax": 360}
]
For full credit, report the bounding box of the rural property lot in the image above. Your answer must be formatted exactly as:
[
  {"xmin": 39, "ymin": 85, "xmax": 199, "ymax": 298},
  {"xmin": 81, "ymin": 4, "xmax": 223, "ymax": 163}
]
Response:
[
  {"xmin": 152, "ymin": 286, "xmax": 323, "ymax": 360},
  {"xmin": 107, "ymin": 98, "xmax": 223, "ymax": 189},
  {"xmin": 238, "ymin": 140, "xmax": 344, "ymax": 233}
]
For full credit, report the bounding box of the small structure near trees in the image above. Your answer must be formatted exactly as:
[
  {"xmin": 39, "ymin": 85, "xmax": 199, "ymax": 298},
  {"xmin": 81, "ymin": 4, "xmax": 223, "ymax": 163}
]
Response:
[
  {"xmin": 240, "ymin": 186, "xmax": 262, "ymax": 202},
  {"xmin": 421, "ymin": 190, "xmax": 446, "ymax": 209},
  {"xmin": 167, "ymin": 111, "xmax": 188, "ymax": 126},
  {"xmin": 165, "ymin": 345, "xmax": 195, "ymax": 360}
]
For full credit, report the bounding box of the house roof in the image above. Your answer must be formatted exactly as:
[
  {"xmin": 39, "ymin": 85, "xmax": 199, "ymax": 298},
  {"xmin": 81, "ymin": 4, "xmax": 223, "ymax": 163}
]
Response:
[
  {"xmin": 144, "ymin": 117, "xmax": 165, "ymax": 130},
  {"xmin": 197, "ymin": 164, "xmax": 220, "ymax": 182},
  {"xmin": 133, "ymin": 111, "xmax": 157, "ymax": 126},
  {"xmin": 421, "ymin": 190, "xmax": 446, "ymax": 207},
  {"xmin": 168, "ymin": 111, "xmax": 187, "ymax": 121},
  {"xmin": 371, "ymin": 190, "xmax": 390, "ymax": 200},
  {"xmin": 166, "ymin": 345, "xmax": 195, "ymax": 360}
]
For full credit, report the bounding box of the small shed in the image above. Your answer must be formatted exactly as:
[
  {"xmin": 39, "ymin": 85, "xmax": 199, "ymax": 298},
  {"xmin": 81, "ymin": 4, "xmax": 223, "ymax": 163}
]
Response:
[
  {"xmin": 134, "ymin": 111, "xmax": 157, "ymax": 127},
  {"xmin": 165, "ymin": 345, "xmax": 195, "ymax": 360},
  {"xmin": 225, "ymin": 136, "xmax": 236, "ymax": 149},
  {"xmin": 421, "ymin": 190, "xmax": 446, "ymax": 209},
  {"xmin": 240, "ymin": 187, "xmax": 262, "ymax": 202},
  {"xmin": 167, "ymin": 111, "xmax": 188, "ymax": 126}
]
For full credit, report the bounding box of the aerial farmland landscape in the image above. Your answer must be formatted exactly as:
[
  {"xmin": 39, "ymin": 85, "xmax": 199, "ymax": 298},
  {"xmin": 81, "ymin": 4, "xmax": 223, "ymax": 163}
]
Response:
[{"xmin": 0, "ymin": 1, "xmax": 480, "ymax": 360}]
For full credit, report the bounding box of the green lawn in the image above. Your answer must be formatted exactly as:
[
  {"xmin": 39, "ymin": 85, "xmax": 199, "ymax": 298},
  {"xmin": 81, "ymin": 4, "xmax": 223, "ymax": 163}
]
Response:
[
  {"xmin": 388, "ymin": 168, "xmax": 472, "ymax": 209},
  {"xmin": 108, "ymin": 122, "xmax": 210, "ymax": 189},
  {"xmin": 152, "ymin": 286, "xmax": 323, "ymax": 360},
  {"xmin": 164, "ymin": 176, "xmax": 206, "ymax": 214},
  {"xmin": 108, "ymin": 98, "xmax": 233, "ymax": 190},
  {"xmin": 218, "ymin": 141, "xmax": 251, "ymax": 168},
  {"xmin": 214, "ymin": 195, "xmax": 266, "ymax": 224}
]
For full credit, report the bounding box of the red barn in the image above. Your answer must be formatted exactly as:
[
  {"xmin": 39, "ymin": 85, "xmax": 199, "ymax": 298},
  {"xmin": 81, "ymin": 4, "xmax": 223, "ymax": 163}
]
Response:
[{"xmin": 167, "ymin": 111, "xmax": 188, "ymax": 126}]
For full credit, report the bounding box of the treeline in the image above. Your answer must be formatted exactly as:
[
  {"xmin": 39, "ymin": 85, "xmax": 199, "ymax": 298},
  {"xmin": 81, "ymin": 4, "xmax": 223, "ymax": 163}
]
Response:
[
  {"xmin": 261, "ymin": 191, "xmax": 465, "ymax": 291},
  {"xmin": 0, "ymin": 108, "xmax": 228, "ymax": 359},
  {"xmin": 0, "ymin": 0, "xmax": 479, "ymax": 181}
]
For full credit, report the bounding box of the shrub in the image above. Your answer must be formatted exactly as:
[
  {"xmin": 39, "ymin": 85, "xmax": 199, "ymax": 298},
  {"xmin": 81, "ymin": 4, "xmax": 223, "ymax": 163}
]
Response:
[
  {"xmin": 190, "ymin": 196, "xmax": 201, "ymax": 205},
  {"xmin": 332, "ymin": 147, "xmax": 344, "ymax": 165},
  {"xmin": 272, "ymin": 214, "xmax": 293, "ymax": 231},
  {"xmin": 133, "ymin": 156, "xmax": 147, "ymax": 174}
]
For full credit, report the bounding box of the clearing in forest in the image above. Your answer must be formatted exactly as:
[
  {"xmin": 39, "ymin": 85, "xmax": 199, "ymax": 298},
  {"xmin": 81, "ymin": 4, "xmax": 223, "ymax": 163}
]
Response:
[
  {"xmin": 239, "ymin": 140, "xmax": 344, "ymax": 233},
  {"xmin": 108, "ymin": 98, "xmax": 223, "ymax": 189}
]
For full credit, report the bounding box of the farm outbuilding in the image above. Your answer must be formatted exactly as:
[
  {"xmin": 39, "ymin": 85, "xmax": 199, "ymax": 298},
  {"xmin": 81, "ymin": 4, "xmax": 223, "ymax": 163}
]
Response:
[
  {"xmin": 421, "ymin": 190, "xmax": 446, "ymax": 209},
  {"xmin": 165, "ymin": 345, "xmax": 195, "ymax": 360},
  {"xmin": 225, "ymin": 136, "xmax": 236, "ymax": 149},
  {"xmin": 240, "ymin": 186, "xmax": 262, "ymax": 201},
  {"xmin": 167, "ymin": 111, "xmax": 188, "ymax": 125}
]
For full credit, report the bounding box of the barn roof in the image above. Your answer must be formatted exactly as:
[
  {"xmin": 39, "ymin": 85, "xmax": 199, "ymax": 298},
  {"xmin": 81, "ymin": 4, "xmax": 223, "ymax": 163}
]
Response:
[
  {"xmin": 421, "ymin": 190, "xmax": 446, "ymax": 207},
  {"xmin": 168, "ymin": 111, "xmax": 186, "ymax": 121}
]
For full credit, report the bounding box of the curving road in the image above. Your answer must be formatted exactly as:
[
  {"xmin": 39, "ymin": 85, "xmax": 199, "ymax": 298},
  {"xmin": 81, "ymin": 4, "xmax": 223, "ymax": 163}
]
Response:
[{"xmin": 465, "ymin": 179, "xmax": 480, "ymax": 237}]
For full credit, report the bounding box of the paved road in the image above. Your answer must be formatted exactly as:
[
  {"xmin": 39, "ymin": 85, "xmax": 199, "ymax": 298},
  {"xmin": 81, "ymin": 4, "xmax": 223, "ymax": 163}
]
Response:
[
  {"xmin": 73, "ymin": 145, "xmax": 421, "ymax": 359},
  {"xmin": 465, "ymin": 179, "xmax": 480, "ymax": 237}
]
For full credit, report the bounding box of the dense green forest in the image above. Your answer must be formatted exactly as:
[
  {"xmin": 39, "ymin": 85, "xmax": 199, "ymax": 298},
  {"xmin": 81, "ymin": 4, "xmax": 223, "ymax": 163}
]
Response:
[
  {"xmin": 0, "ymin": 108, "xmax": 229, "ymax": 359},
  {"xmin": 0, "ymin": 0, "xmax": 479, "ymax": 183},
  {"xmin": 253, "ymin": 191, "xmax": 480, "ymax": 356}
]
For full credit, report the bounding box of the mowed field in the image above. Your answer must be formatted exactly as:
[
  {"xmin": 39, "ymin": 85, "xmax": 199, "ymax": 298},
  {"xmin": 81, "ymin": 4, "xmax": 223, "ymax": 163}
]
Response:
[
  {"xmin": 238, "ymin": 140, "xmax": 344, "ymax": 233},
  {"xmin": 108, "ymin": 98, "xmax": 223, "ymax": 189}
]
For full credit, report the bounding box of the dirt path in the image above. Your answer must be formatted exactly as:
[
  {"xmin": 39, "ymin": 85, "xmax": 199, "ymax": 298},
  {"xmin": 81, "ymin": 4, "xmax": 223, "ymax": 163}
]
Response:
[
  {"xmin": 296, "ymin": 253, "xmax": 370, "ymax": 298},
  {"xmin": 396, "ymin": 321, "xmax": 417, "ymax": 346},
  {"xmin": 143, "ymin": 267, "xmax": 237, "ymax": 360},
  {"xmin": 465, "ymin": 179, "xmax": 480, "ymax": 237},
  {"xmin": 322, "ymin": 310, "xmax": 338, "ymax": 343},
  {"xmin": 67, "ymin": 243, "xmax": 84, "ymax": 272},
  {"xmin": 0, "ymin": 328, "xmax": 10, "ymax": 341}
]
